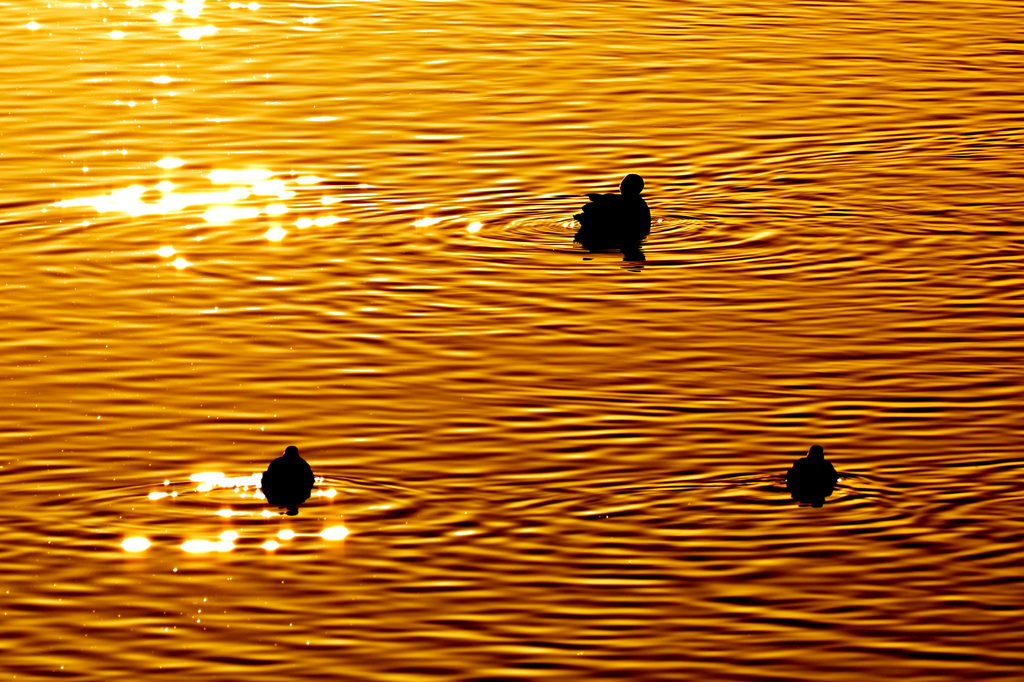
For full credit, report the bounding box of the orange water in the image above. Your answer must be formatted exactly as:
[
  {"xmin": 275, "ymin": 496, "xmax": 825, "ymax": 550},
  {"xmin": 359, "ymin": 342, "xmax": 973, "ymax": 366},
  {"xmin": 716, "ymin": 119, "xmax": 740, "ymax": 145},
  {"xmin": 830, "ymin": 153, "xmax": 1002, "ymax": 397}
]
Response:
[{"xmin": 2, "ymin": 1, "xmax": 1024, "ymax": 679}]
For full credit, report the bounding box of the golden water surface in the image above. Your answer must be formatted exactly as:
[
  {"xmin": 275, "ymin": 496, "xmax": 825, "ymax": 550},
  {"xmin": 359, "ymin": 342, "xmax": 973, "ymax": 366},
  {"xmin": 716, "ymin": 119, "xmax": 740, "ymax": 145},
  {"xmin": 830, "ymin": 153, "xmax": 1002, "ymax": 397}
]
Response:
[{"xmin": 3, "ymin": 0, "xmax": 1024, "ymax": 679}]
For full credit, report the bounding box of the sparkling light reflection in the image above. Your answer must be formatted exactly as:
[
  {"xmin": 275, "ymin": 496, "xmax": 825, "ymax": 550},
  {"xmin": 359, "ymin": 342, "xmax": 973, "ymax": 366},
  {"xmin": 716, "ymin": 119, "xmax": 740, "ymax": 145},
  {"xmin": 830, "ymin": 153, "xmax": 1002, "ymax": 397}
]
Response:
[
  {"xmin": 181, "ymin": 539, "xmax": 234, "ymax": 553},
  {"xmin": 251, "ymin": 179, "xmax": 287, "ymax": 195},
  {"xmin": 467, "ymin": 221, "xmax": 482, "ymax": 233},
  {"xmin": 165, "ymin": 0, "xmax": 206, "ymax": 18},
  {"xmin": 277, "ymin": 530, "xmax": 295, "ymax": 540},
  {"xmin": 179, "ymin": 25, "xmax": 217, "ymax": 40},
  {"xmin": 156, "ymin": 157, "xmax": 185, "ymax": 168},
  {"xmin": 148, "ymin": 491, "xmax": 169, "ymax": 500},
  {"xmin": 122, "ymin": 537, "xmax": 151, "ymax": 552},
  {"xmin": 202, "ymin": 206, "xmax": 260, "ymax": 223},
  {"xmin": 54, "ymin": 168, "xmax": 354, "ymax": 266},
  {"xmin": 262, "ymin": 540, "xmax": 279, "ymax": 551},
  {"xmin": 320, "ymin": 526, "xmax": 349, "ymax": 540}
]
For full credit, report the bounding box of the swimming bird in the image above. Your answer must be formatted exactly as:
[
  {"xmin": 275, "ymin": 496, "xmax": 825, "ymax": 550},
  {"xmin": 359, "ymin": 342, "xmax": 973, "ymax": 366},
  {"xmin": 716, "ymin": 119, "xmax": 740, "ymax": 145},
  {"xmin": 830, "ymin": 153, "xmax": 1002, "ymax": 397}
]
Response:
[
  {"xmin": 573, "ymin": 173, "xmax": 652, "ymax": 247},
  {"xmin": 785, "ymin": 444, "xmax": 838, "ymax": 507},
  {"xmin": 261, "ymin": 445, "xmax": 315, "ymax": 515}
]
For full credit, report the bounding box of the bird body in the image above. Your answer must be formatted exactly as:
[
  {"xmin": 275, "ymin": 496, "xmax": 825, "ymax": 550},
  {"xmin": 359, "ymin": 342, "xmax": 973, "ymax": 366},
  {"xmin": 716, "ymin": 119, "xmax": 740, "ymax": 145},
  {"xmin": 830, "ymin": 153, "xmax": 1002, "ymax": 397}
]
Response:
[
  {"xmin": 261, "ymin": 445, "xmax": 314, "ymax": 515},
  {"xmin": 574, "ymin": 174, "xmax": 651, "ymax": 247},
  {"xmin": 786, "ymin": 445, "xmax": 838, "ymax": 506}
]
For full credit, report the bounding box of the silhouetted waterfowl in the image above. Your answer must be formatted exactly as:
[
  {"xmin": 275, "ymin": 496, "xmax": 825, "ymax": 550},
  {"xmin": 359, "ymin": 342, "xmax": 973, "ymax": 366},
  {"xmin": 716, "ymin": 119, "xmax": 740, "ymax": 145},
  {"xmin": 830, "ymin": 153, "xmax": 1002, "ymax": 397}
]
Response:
[
  {"xmin": 261, "ymin": 445, "xmax": 315, "ymax": 516},
  {"xmin": 786, "ymin": 444, "xmax": 838, "ymax": 507},
  {"xmin": 573, "ymin": 173, "xmax": 652, "ymax": 248}
]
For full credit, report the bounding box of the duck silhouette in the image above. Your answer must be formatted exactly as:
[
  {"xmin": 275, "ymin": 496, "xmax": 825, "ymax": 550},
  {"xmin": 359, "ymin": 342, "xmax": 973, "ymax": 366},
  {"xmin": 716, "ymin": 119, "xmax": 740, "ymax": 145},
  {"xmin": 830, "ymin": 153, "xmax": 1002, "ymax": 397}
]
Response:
[
  {"xmin": 786, "ymin": 444, "xmax": 838, "ymax": 507},
  {"xmin": 261, "ymin": 445, "xmax": 315, "ymax": 516},
  {"xmin": 573, "ymin": 173, "xmax": 652, "ymax": 248}
]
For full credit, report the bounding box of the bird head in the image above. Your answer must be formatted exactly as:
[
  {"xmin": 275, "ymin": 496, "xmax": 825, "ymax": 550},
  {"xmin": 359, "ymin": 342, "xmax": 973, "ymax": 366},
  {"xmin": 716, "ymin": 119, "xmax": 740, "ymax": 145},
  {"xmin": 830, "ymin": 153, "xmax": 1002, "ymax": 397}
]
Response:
[{"xmin": 620, "ymin": 174, "xmax": 644, "ymax": 196}]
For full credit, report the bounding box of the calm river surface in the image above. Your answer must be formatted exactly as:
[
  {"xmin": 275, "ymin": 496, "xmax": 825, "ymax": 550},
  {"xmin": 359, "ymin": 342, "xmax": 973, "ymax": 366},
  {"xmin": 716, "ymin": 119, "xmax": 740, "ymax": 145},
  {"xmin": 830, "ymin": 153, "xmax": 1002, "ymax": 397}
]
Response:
[{"xmin": 2, "ymin": 0, "xmax": 1024, "ymax": 679}]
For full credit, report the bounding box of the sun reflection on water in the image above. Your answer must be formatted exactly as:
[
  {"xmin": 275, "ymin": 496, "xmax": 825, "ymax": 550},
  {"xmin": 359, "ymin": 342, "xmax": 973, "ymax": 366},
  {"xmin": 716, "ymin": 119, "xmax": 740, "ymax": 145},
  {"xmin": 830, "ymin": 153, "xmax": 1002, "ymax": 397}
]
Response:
[
  {"xmin": 129, "ymin": 469, "xmax": 345, "ymax": 552},
  {"xmin": 166, "ymin": 0, "xmax": 205, "ymax": 19},
  {"xmin": 53, "ymin": 164, "xmax": 361, "ymax": 266},
  {"xmin": 178, "ymin": 25, "xmax": 217, "ymax": 40},
  {"xmin": 121, "ymin": 537, "xmax": 151, "ymax": 552},
  {"xmin": 263, "ymin": 227, "xmax": 286, "ymax": 242},
  {"xmin": 320, "ymin": 526, "xmax": 348, "ymax": 540}
]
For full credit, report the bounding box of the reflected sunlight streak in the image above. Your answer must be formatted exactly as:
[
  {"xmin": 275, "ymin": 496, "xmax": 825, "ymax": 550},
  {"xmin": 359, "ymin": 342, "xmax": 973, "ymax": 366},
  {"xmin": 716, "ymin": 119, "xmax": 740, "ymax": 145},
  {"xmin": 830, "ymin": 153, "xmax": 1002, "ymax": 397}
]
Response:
[
  {"xmin": 179, "ymin": 26, "xmax": 218, "ymax": 40},
  {"xmin": 122, "ymin": 537, "xmax": 151, "ymax": 552},
  {"xmin": 181, "ymin": 539, "xmax": 234, "ymax": 553},
  {"xmin": 202, "ymin": 206, "xmax": 260, "ymax": 223},
  {"xmin": 320, "ymin": 526, "xmax": 349, "ymax": 541},
  {"xmin": 251, "ymin": 179, "xmax": 288, "ymax": 195}
]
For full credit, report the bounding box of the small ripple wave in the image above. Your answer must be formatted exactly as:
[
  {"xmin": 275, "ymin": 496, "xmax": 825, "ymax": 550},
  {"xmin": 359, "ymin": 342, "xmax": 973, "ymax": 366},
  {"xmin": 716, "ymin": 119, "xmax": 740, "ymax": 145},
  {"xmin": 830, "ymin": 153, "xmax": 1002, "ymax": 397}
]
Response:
[{"xmin": 460, "ymin": 210, "xmax": 781, "ymax": 265}]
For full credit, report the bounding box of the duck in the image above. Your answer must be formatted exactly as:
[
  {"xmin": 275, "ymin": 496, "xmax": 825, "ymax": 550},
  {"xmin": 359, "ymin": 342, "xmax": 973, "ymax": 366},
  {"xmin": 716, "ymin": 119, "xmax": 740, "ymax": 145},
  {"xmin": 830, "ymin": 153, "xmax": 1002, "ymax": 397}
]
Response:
[
  {"xmin": 785, "ymin": 444, "xmax": 838, "ymax": 507},
  {"xmin": 573, "ymin": 173, "xmax": 652, "ymax": 247},
  {"xmin": 261, "ymin": 445, "xmax": 315, "ymax": 515}
]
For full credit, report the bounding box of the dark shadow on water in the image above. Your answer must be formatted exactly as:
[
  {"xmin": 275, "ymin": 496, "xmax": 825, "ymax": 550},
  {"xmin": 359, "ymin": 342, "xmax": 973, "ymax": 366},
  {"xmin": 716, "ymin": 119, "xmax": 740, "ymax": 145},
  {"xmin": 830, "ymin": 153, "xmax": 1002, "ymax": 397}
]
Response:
[
  {"xmin": 573, "ymin": 173, "xmax": 651, "ymax": 262},
  {"xmin": 261, "ymin": 445, "xmax": 315, "ymax": 516},
  {"xmin": 578, "ymin": 240, "xmax": 647, "ymax": 265},
  {"xmin": 786, "ymin": 444, "xmax": 838, "ymax": 507}
]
